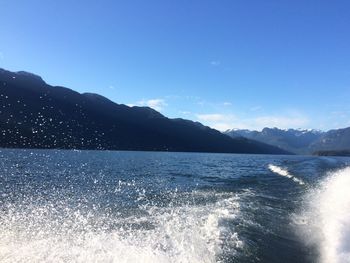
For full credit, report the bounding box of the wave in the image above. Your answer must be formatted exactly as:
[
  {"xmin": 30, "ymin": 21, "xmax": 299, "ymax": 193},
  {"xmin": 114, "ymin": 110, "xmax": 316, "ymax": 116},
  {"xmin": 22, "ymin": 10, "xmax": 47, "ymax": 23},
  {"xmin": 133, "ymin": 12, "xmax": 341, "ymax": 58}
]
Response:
[
  {"xmin": 0, "ymin": 191, "xmax": 242, "ymax": 263},
  {"xmin": 298, "ymin": 167, "xmax": 350, "ymax": 263},
  {"xmin": 268, "ymin": 164, "xmax": 305, "ymax": 185}
]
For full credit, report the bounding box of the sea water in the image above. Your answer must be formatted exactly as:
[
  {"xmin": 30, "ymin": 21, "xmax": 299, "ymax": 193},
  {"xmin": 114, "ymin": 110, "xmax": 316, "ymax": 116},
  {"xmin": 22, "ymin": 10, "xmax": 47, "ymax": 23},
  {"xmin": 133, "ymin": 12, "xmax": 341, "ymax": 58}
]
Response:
[{"xmin": 0, "ymin": 149, "xmax": 349, "ymax": 263}]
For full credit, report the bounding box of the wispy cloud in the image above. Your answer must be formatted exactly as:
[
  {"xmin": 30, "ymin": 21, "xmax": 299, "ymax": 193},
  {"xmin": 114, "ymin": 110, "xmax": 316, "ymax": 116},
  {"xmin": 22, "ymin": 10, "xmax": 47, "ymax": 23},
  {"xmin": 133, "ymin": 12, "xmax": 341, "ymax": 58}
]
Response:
[
  {"xmin": 133, "ymin": 99, "xmax": 168, "ymax": 111},
  {"xmin": 250, "ymin": 106, "xmax": 262, "ymax": 112},
  {"xmin": 147, "ymin": 99, "xmax": 167, "ymax": 111},
  {"xmin": 109, "ymin": 85, "xmax": 115, "ymax": 90},
  {"xmin": 195, "ymin": 112, "xmax": 310, "ymax": 131},
  {"xmin": 196, "ymin": 113, "xmax": 232, "ymax": 122},
  {"xmin": 210, "ymin": 60, "xmax": 221, "ymax": 66},
  {"xmin": 223, "ymin": 102, "xmax": 232, "ymax": 106},
  {"xmin": 197, "ymin": 100, "xmax": 206, "ymax": 106},
  {"xmin": 196, "ymin": 114, "xmax": 237, "ymax": 131},
  {"xmin": 326, "ymin": 110, "xmax": 350, "ymax": 129},
  {"xmin": 253, "ymin": 115, "xmax": 309, "ymax": 129}
]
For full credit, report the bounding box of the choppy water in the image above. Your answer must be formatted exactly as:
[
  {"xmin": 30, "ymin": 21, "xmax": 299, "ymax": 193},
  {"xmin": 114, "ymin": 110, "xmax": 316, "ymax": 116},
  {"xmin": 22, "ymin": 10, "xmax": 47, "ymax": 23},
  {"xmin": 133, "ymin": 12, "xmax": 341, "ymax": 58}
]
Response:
[{"xmin": 0, "ymin": 149, "xmax": 350, "ymax": 263}]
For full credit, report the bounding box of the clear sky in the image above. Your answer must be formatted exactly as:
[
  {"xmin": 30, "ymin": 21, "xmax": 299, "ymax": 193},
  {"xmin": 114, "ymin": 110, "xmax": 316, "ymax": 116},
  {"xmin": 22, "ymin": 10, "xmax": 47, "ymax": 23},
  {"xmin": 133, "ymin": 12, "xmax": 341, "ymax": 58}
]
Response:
[{"xmin": 1, "ymin": 0, "xmax": 350, "ymax": 131}]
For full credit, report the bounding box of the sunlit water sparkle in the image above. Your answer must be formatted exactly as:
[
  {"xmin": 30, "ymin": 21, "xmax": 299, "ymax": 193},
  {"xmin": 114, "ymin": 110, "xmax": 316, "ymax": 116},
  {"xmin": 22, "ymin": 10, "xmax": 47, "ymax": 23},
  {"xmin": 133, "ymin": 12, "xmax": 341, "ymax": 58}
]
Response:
[{"xmin": 0, "ymin": 149, "xmax": 349, "ymax": 262}]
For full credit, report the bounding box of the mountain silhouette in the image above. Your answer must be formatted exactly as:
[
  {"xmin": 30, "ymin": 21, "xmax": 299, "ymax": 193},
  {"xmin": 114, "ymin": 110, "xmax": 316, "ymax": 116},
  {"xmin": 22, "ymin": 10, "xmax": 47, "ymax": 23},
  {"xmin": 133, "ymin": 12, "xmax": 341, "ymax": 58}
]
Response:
[{"xmin": 0, "ymin": 68, "xmax": 289, "ymax": 154}]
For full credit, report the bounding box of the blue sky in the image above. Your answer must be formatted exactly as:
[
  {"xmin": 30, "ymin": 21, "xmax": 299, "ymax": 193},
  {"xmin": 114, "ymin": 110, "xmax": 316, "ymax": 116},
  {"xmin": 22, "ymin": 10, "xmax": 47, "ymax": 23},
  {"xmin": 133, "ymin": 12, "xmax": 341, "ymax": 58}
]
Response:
[{"xmin": 1, "ymin": 0, "xmax": 350, "ymax": 131}]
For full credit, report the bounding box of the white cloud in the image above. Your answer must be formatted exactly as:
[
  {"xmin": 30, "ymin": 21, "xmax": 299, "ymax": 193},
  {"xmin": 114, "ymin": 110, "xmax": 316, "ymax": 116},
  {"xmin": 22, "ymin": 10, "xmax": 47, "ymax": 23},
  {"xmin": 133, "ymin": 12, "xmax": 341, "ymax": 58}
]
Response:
[
  {"xmin": 195, "ymin": 112, "xmax": 310, "ymax": 131},
  {"xmin": 212, "ymin": 123, "xmax": 234, "ymax": 131},
  {"xmin": 223, "ymin": 102, "xmax": 232, "ymax": 106},
  {"xmin": 196, "ymin": 114, "xmax": 233, "ymax": 122},
  {"xmin": 210, "ymin": 60, "xmax": 221, "ymax": 66},
  {"xmin": 253, "ymin": 115, "xmax": 309, "ymax": 129},
  {"xmin": 137, "ymin": 99, "xmax": 168, "ymax": 111},
  {"xmin": 196, "ymin": 114, "xmax": 238, "ymax": 131}
]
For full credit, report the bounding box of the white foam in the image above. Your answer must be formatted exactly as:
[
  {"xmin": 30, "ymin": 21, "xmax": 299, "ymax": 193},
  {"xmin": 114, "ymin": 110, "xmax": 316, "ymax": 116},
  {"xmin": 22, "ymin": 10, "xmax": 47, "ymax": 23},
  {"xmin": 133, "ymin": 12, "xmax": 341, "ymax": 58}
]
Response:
[
  {"xmin": 0, "ymin": 192, "xmax": 242, "ymax": 263},
  {"xmin": 268, "ymin": 164, "xmax": 305, "ymax": 185},
  {"xmin": 298, "ymin": 167, "xmax": 350, "ymax": 263}
]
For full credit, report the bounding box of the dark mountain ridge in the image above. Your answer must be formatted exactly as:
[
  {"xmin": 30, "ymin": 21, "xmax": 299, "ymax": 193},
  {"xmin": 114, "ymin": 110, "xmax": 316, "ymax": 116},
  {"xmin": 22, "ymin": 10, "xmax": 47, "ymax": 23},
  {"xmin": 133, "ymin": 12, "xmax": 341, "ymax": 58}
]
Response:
[{"xmin": 0, "ymin": 68, "xmax": 289, "ymax": 154}]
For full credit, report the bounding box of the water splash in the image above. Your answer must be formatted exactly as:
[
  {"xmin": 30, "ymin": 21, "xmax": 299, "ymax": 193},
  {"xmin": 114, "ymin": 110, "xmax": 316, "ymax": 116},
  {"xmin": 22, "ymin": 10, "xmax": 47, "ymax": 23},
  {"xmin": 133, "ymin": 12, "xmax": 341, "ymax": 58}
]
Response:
[
  {"xmin": 298, "ymin": 167, "xmax": 350, "ymax": 263},
  {"xmin": 0, "ymin": 191, "xmax": 242, "ymax": 263},
  {"xmin": 268, "ymin": 164, "xmax": 305, "ymax": 185}
]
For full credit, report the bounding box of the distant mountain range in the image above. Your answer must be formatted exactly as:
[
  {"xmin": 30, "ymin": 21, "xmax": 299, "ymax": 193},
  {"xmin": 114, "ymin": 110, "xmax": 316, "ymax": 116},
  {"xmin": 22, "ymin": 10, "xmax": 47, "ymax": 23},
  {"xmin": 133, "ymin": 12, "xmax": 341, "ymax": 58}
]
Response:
[
  {"xmin": 225, "ymin": 127, "xmax": 350, "ymax": 155},
  {"xmin": 0, "ymin": 68, "xmax": 289, "ymax": 155}
]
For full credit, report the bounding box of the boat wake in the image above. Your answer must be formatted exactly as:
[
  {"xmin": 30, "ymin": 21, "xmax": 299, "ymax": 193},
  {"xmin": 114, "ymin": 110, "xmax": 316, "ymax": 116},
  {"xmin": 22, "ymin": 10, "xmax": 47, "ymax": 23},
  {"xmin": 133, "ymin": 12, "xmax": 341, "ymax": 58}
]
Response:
[{"xmin": 268, "ymin": 164, "xmax": 305, "ymax": 185}]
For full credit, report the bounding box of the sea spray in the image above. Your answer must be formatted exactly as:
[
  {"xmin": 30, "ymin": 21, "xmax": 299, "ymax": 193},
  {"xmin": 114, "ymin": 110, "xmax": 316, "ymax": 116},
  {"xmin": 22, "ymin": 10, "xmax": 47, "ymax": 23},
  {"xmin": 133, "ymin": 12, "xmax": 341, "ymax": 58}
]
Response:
[
  {"xmin": 0, "ymin": 191, "xmax": 242, "ymax": 263},
  {"xmin": 298, "ymin": 167, "xmax": 350, "ymax": 263}
]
